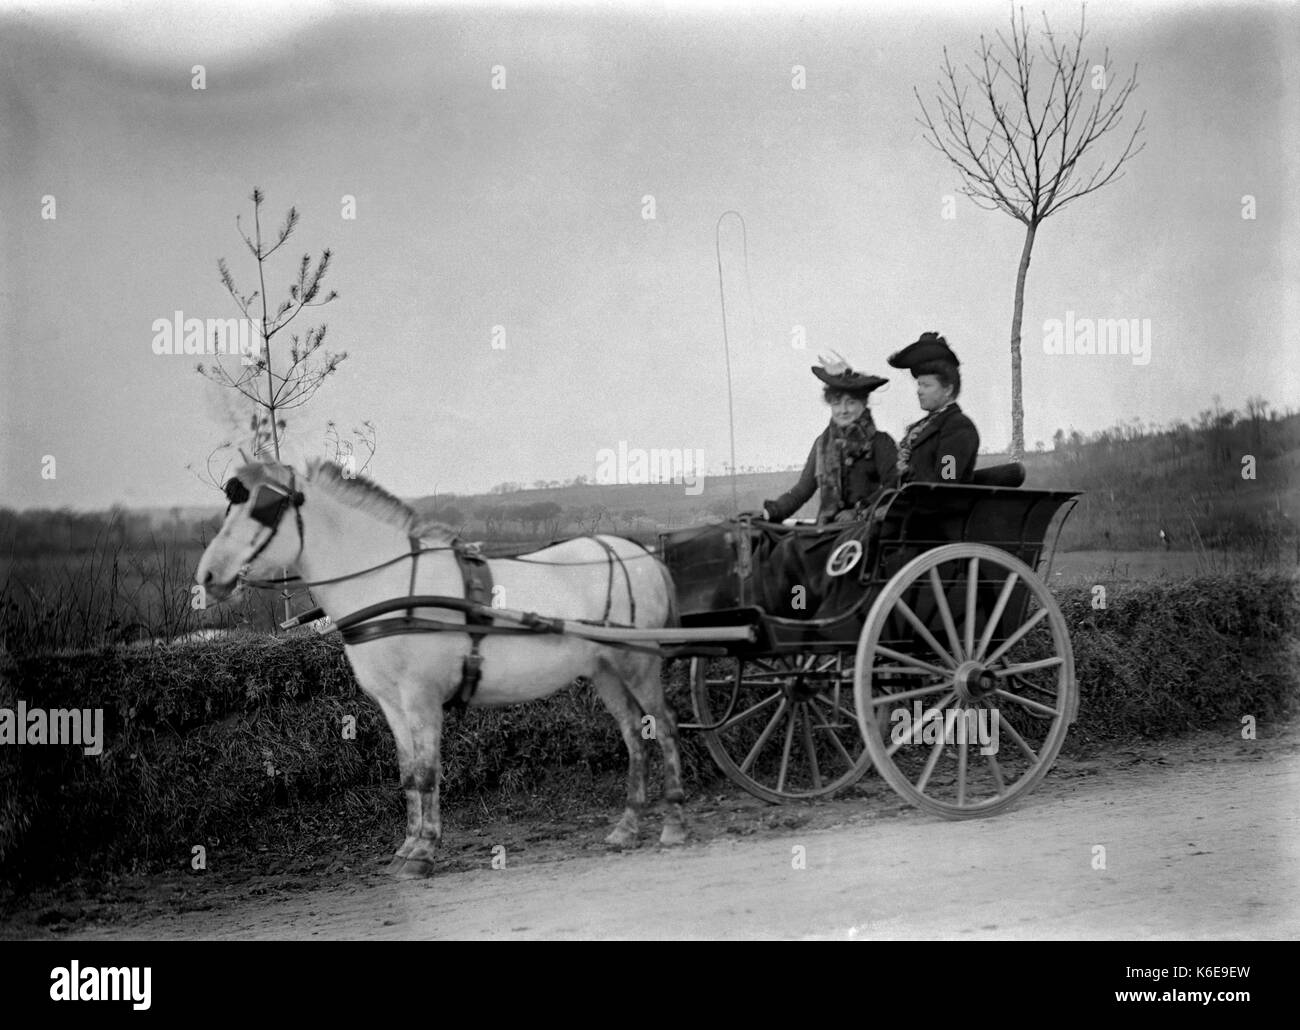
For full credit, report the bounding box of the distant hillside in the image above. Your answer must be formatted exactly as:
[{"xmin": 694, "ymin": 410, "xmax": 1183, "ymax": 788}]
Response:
[
  {"xmin": 1012, "ymin": 413, "xmax": 1299, "ymax": 552},
  {"xmin": 408, "ymin": 471, "xmax": 805, "ymax": 532},
  {"xmin": 407, "ymin": 461, "xmax": 1024, "ymax": 535}
]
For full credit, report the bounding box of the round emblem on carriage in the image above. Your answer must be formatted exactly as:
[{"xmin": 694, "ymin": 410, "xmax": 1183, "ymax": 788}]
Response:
[{"xmin": 825, "ymin": 539, "xmax": 863, "ymax": 577}]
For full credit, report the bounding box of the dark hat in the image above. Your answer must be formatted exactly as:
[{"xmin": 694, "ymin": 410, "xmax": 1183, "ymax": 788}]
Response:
[
  {"xmin": 888, "ymin": 331, "xmax": 960, "ymax": 370},
  {"xmin": 810, "ymin": 349, "xmax": 889, "ymax": 393}
]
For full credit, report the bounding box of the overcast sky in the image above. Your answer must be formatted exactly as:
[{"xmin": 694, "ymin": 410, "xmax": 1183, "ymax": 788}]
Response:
[{"xmin": 2, "ymin": 0, "xmax": 1296, "ymax": 510}]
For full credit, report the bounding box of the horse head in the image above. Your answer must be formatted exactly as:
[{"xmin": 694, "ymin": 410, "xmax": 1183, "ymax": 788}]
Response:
[{"xmin": 196, "ymin": 459, "xmax": 305, "ymax": 601}]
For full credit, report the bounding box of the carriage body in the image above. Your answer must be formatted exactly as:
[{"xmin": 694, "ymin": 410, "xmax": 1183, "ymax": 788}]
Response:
[
  {"xmin": 659, "ymin": 478, "xmax": 1078, "ymax": 653},
  {"xmin": 658, "ymin": 466, "xmax": 1081, "ymax": 814}
]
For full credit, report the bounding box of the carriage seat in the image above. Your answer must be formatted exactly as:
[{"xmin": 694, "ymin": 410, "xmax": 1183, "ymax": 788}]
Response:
[{"xmin": 970, "ymin": 462, "xmax": 1025, "ymax": 488}]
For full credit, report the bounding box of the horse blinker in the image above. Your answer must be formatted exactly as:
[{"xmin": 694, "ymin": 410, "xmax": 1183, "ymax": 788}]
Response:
[{"xmin": 250, "ymin": 486, "xmax": 294, "ymax": 528}]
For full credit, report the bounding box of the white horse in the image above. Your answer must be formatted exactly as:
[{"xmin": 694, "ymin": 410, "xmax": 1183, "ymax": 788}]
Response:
[{"xmin": 195, "ymin": 458, "xmax": 687, "ymax": 878}]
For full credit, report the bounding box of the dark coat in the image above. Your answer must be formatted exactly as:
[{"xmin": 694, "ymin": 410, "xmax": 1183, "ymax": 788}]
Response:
[
  {"xmin": 765, "ymin": 428, "xmax": 899, "ymax": 523},
  {"xmin": 900, "ymin": 404, "xmax": 979, "ymax": 484}
]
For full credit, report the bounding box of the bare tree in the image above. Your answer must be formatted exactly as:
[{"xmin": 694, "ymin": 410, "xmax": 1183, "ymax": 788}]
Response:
[
  {"xmin": 473, "ymin": 504, "xmax": 505, "ymax": 537},
  {"xmin": 916, "ymin": 4, "xmax": 1145, "ymax": 459},
  {"xmin": 574, "ymin": 505, "xmax": 609, "ymax": 535},
  {"xmin": 198, "ymin": 188, "xmax": 346, "ymax": 462}
]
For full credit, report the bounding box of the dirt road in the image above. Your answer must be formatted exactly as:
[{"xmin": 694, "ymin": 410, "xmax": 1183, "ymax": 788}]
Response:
[{"xmin": 49, "ymin": 730, "xmax": 1298, "ymax": 940}]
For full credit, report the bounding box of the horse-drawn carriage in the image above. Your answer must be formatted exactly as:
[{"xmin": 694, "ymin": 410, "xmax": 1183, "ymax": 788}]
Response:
[
  {"xmin": 199, "ymin": 457, "xmax": 1079, "ymax": 876},
  {"xmin": 658, "ymin": 462, "xmax": 1080, "ymax": 817}
]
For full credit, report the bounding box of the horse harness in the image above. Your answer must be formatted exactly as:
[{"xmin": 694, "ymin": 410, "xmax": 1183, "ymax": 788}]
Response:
[{"xmin": 225, "ymin": 475, "xmax": 642, "ymax": 709}]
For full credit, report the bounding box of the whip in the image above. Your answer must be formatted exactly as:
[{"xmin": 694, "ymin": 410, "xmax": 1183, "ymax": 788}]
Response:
[{"xmin": 714, "ymin": 210, "xmax": 758, "ymax": 515}]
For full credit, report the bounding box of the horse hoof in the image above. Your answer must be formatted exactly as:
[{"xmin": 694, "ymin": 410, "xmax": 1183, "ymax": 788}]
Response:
[
  {"xmin": 604, "ymin": 827, "xmax": 638, "ymax": 849},
  {"xmin": 385, "ymin": 854, "xmax": 408, "ymax": 875},
  {"xmin": 395, "ymin": 858, "xmax": 435, "ymax": 879},
  {"xmin": 659, "ymin": 825, "xmax": 688, "ymax": 847}
]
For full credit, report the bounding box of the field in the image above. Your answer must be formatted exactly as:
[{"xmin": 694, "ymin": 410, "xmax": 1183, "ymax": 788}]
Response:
[
  {"xmin": 0, "ymin": 545, "xmax": 284, "ymax": 653},
  {"xmin": 1048, "ymin": 548, "xmax": 1297, "ymax": 585}
]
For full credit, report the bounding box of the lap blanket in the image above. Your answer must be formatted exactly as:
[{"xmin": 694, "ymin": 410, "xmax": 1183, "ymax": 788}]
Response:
[{"xmin": 761, "ymin": 521, "xmax": 875, "ymax": 621}]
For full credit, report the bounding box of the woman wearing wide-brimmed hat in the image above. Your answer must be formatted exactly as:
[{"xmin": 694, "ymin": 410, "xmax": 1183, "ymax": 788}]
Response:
[
  {"xmin": 758, "ymin": 350, "xmax": 899, "ymax": 525},
  {"xmin": 754, "ymin": 351, "xmax": 898, "ymax": 618}
]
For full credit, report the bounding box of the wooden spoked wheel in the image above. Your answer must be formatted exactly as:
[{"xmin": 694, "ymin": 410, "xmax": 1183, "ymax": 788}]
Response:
[
  {"xmin": 854, "ymin": 543, "xmax": 1076, "ymax": 819},
  {"xmin": 690, "ymin": 653, "xmax": 872, "ymax": 804}
]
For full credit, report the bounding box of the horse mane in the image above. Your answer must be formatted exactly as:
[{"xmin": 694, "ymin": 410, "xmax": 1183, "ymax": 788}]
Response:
[{"xmin": 240, "ymin": 459, "xmax": 458, "ymax": 542}]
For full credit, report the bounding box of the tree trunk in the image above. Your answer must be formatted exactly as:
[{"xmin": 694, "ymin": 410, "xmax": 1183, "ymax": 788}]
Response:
[{"xmin": 1009, "ymin": 221, "xmax": 1037, "ymax": 461}]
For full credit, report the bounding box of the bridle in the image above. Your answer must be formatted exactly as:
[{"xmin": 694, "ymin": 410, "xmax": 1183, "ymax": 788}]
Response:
[{"xmin": 224, "ymin": 472, "xmax": 306, "ymax": 582}]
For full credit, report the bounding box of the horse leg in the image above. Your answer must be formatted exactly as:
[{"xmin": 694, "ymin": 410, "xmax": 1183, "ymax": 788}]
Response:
[
  {"xmin": 371, "ymin": 691, "xmax": 420, "ymax": 875},
  {"xmin": 590, "ymin": 664, "xmax": 648, "ymax": 849},
  {"xmin": 390, "ymin": 782, "xmax": 423, "ymax": 875},
  {"xmin": 622, "ymin": 655, "xmax": 689, "ymax": 846},
  {"xmin": 395, "ymin": 694, "xmax": 445, "ymax": 880}
]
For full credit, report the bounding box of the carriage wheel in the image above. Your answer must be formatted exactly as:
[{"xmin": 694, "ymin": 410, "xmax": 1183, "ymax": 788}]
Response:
[
  {"xmin": 854, "ymin": 543, "xmax": 1075, "ymax": 819},
  {"xmin": 690, "ymin": 653, "xmax": 872, "ymax": 804}
]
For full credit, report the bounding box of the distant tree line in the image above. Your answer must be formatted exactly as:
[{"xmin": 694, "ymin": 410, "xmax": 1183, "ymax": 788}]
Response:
[
  {"xmin": 0, "ymin": 507, "xmax": 178, "ymax": 555},
  {"xmin": 1040, "ymin": 396, "xmax": 1295, "ymax": 478},
  {"xmin": 483, "ymin": 464, "xmax": 801, "ymax": 496}
]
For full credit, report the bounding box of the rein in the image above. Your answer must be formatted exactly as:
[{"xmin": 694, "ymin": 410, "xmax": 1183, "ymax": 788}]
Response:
[{"xmin": 239, "ymin": 543, "xmax": 460, "ymax": 590}]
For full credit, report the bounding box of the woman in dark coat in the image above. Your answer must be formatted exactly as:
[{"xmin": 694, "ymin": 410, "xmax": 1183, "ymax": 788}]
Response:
[
  {"xmin": 755, "ymin": 351, "xmax": 897, "ymax": 617},
  {"xmin": 888, "ymin": 331, "xmax": 979, "ymax": 483},
  {"xmin": 761, "ymin": 350, "xmax": 898, "ymax": 523}
]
